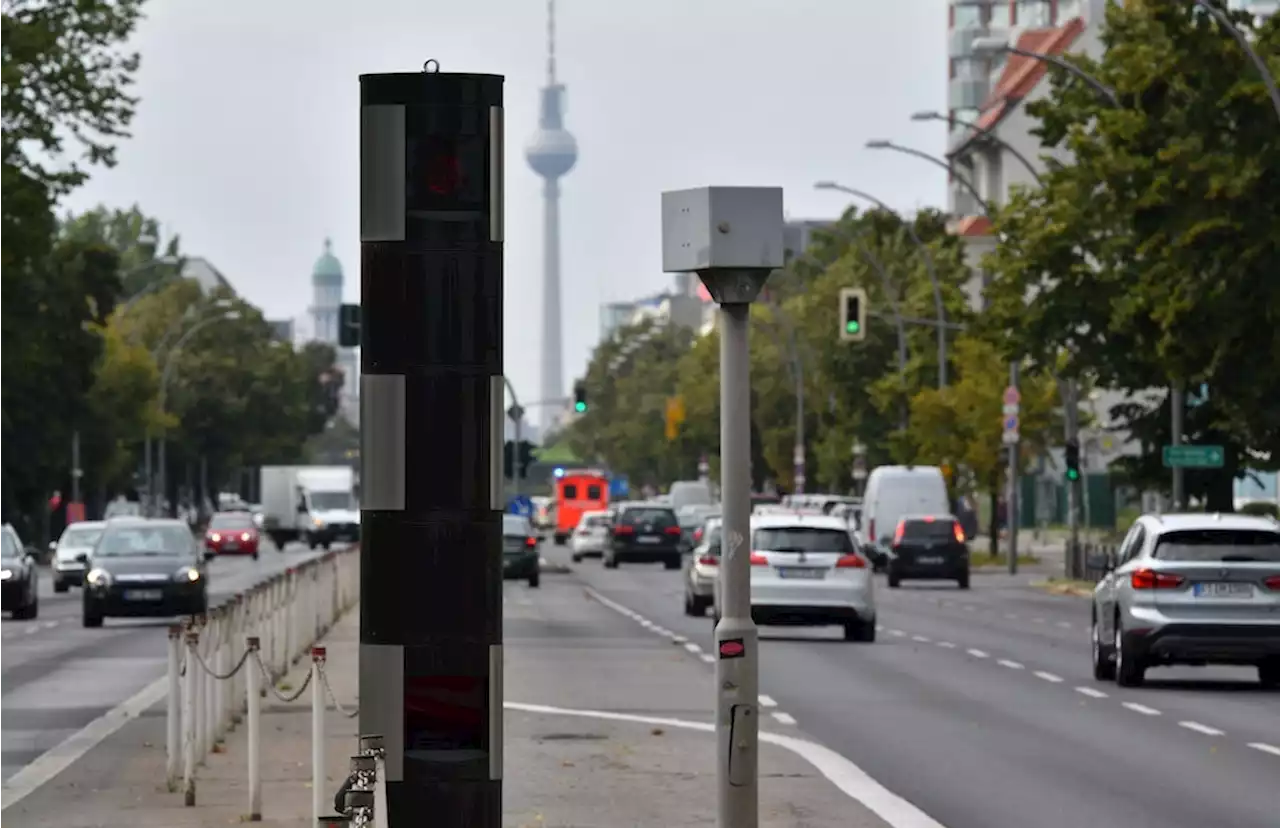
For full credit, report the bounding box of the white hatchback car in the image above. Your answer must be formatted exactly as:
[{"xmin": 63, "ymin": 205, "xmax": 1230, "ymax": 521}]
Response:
[
  {"xmin": 569, "ymin": 510, "xmax": 612, "ymax": 562},
  {"xmin": 713, "ymin": 513, "xmax": 876, "ymax": 642}
]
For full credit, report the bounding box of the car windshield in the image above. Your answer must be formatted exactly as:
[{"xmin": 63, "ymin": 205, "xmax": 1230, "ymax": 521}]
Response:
[
  {"xmin": 620, "ymin": 508, "xmax": 676, "ymax": 528},
  {"xmin": 310, "ymin": 491, "xmax": 353, "ymax": 511},
  {"xmin": 1153, "ymin": 529, "xmax": 1280, "ymax": 562},
  {"xmin": 901, "ymin": 519, "xmax": 958, "ymax": 542},
  {"xmin": 97, "ymin": 525, "xmax": 194, "ymax": 557},
  {"xmin": 60, "ymin": 526, "xmax": 104, "ymax": 548},
  {"xmin": 502, "ymin": 516, "xmax": 531, "ymax": 537},
  {"xmin": 1, "ymin": 532, "xmax": 18, "ymax": 562},
  {"xmin": 583, "ymin": 515, "xmax": 609, "ymax": 529},
  {"xmin": 753, "ymin": 526, "xmax": 853, "ymax": 554},
  {"xmin": 210, "ymin": 513, "xmax": 255, "ymax": 530}
]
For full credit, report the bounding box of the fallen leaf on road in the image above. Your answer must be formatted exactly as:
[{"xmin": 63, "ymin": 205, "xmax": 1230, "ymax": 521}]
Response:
[{"xmin": 651, "ymin": 727, "xmax": 665, "ymax": 736}]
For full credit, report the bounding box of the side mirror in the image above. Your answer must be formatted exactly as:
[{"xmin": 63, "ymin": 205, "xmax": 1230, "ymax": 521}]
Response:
[{"xmin": 75, "ymin": 552, "xmax": 90, "ymax": 564}]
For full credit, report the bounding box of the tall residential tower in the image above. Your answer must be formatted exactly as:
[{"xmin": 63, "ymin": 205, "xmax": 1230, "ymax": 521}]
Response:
[{"xmin": 525, "ymin": 0, "xmax": 578, "ymax": 429}]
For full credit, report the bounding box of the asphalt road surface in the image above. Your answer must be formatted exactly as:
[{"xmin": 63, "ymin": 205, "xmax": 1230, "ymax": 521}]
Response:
[
  {"xmin": 551, "ymin": 544, "xmax": 1280, "ymax": 828},
  {"xmin": 0, "ymin": 538, "xmax": 323, "ymax": 783}
]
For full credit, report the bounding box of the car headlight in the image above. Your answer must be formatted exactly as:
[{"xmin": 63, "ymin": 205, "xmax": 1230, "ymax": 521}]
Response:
[
  {"xmin": 175, "ymin": 567, "xmax": 201, "ymax": 583},
  {"xmin": 0, "ymin": 569, "xmax": 12, "ymax": 581},
  {"xmin": 86, "ymin": 568, "xmax": 112, "ymax": 587},
  {"xmin": 313, "ymin": 518, "xmax": 326, "ymax": 529}
]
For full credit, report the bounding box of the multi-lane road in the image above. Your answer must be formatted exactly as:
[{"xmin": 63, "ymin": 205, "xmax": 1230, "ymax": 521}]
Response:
[
  {"xmin": 546, "ymin": 544, "xmax": 1280, "ymax": 828},
  {"xmin": 0, "ymin": 539, "xmax": 321, "ymax": 783}
]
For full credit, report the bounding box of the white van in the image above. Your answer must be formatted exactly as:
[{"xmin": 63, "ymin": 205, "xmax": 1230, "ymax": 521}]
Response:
[
  {"xmin": 668, "ymin": 480, "xmax": 714, "ymax": 513},
  {"xmin": 862, "ymin": 466, "xmax": 950, "ymax": 551}
]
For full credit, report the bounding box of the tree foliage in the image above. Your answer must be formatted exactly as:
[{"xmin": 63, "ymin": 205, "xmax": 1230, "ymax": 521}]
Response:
[{"xmin": 982, "ymin": 0, "xmax": 1280, "ymax": 507}]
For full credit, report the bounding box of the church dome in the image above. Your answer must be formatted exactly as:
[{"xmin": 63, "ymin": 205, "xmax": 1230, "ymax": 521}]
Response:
[{"xmin": 312, "ymin": 238, "xmax": 343, "ymax": 287}]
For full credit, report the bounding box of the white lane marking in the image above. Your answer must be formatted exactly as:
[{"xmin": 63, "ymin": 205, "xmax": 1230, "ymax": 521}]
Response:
[
  {"xmin": 504, "ymin": 701, "xmax": 949, "ymax": 828},
  {"xmin": 876, "ymin": 624, "xmax": 885, "ymax": 631},
  {"xmin": 1, "ymin": 674, "xmax": 168, "ymax": 809},
  {"xmin": 997, "ymin": 659, "xmax": 1024, "ymax": 670},
  {"xmin": 963, "ymin": 604, "xmax": 975, "ymax": 611},
  {"xmin": 1075, "ymin": 686, "xmax": 1108, "ymax": 699},
  {"xmin": 699, "ymin": 653, "xmax": 715, "ymax": 664},
  {"xmin": 672, "ymin": 635, "xmax": 688, "ymax": 645},
  {"xmin": 1247, "ymin": 742, "xmax": 1280, "ymax": 757},
  {"xmin": 1056, "ymin": 621, "xmax": 1073, "ymax": 629},
  {"xmin": 889, "ymin": 629, "xmax": 906, "ymax": 637},
  {"xmin": 42, "ymin": 620, "xmax": 58, "ymax": 629},
  {"xmin": 967, "ymin": 648, "xmax": 989, "ymax": 659},
  {"xmin": 758, "ymin": 695, "xmax": 778, "ymax": 708},
  {"xmin": 1178, "ymin": 721, "xmax": 1224, "ymax": 737},
  {"xmin": 24, "ymin": 625, "xmax": 40, "ymax": 635},
  {"xmin": 1122, "ymin": 702, "xmax": 1161, "ymax": 716},
  {"xmin": 653, "ymin": 627, "xmax": 673, "ymax": 637},
  {"xmin": 771, "ymin": 712, "xmax": 797, "ymax": 725},
  {"xmin": 936, "ymin": 641, "xmax": 956, "ymax": 649},
  {"xmin": 1033, "ymin": 671, "xmax": 1064, "ymax": 683},
  {"xmin": 683, "ymin": 642, "xmax": 702, "ymax": 655},
  {"xmin": 910, "ymin": 635, "xmax": 931, "ymax": 643},
  {"xmin": 1003, "ymin": 613, "xmax": 1018, "ymax": 620},
  {"xmin": 1032, "ymin": 617, "xmax": 1046, "ymax": 624}
]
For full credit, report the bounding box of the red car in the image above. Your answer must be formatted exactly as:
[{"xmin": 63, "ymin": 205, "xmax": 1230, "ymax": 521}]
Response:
[{"xmin": 206, "ymin": 512, "xmax": 260, "ymax": 559}]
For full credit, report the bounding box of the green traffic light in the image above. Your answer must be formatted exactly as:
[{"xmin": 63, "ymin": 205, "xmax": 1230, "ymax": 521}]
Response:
[
  {"xmin": 1066, "ymin": 469, "xmax": 1080, "ymax": 481},
  {"xmin": 575, "ymin": 401, "xmax": 587, "ymax": 413},
  {"xmin": 845, "ymin": 320, "xmax": 860, "ymax": 334}
]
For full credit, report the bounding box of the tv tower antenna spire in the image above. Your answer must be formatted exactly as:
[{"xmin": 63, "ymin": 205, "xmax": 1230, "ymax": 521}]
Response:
[{"xmin": 546, "ymin": 0, "xmax": 557, "ymax": 84}]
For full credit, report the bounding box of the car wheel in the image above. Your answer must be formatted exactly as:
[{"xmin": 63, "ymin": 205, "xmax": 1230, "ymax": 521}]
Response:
[
  {"xmin": 845, "ymin": 620, "xmax": 875, "ymax": 643},
  {"xmin": 571, "ymin": 553, "xmax": 582, "ymax": 563},
  {"xmin": 664, "ymin": 556, "xmax": 681, "ymax": 570},
  {"xmin": 528, "ymin": 571, "xmax": 541, "ymax": 588},
  {"xmin": 604, "ymin": 555, "xmax": 619, "ymax": 569},
  {"xmin": 887, "ymin": 571, "xmax": 901, "ymax": 588},
  {"xmin": 54, "ymin": 579, "xmax": 70, "ymax": 594},
  {"xmin": 1259, "ymin": 659, "xmax": 1280, "ymax": 689},
  {"xmin": 683, "ymin": 592, "xmax": 700, "ymax": 616},
  {"xmin": 1090, "ymin": 611, "xmax": 1115, "ymax": 681},
  {"xmin": 14, "ymin": 591, "xmax": 36, "ymax": 620},
  {"xmin": 252, "ymin": 551, "xmax": 260, "ymax": 561},
  {"xmin": 1113, "ymin": 616, "xmax": 1145, "ymax": 687},
  {"xmin": 83, "ymin": 606, "xmax": 104, "ymax": 628},
  {"xmin": 956, "ymin": 572, "xmax": 970, "ymax": 590}
]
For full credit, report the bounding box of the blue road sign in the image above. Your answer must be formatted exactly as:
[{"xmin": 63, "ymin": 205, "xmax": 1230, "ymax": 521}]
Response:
[
  {"xmin": 507, "ymin": 495, "xmax": 534, "ymax": 517},
  {"xmin": 609, "ymin": 475, "xmax": 630, "ymax": 498}
]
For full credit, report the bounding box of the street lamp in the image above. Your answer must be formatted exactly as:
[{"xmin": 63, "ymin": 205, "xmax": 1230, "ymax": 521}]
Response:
[
  {"xmin": 813, "ymin": 180, "xmax": 950, "ymax": 387},
  {"xmin": 149, "ymin": 310, "xmax": 241, "ymax": 516},
  {"xmin": 909, "ymin": 111, "xmax": 1044, "ymax": 185},
  {"xmin": 865, "ymin": 140, "xmax": 991, "ymax": 215},
  {"xmin": 970, "ymin": 38, "xmax": 1120, "ymax": 107}
]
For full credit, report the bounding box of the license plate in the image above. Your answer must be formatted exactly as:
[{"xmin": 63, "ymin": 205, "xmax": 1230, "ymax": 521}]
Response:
[
  {"xmin": 917, "ymin": 556, "xmax": 943, "ymax": 565},
  {"xmin": 123, "ymin": 589, "xmax": 163, "ymax": 601},
  {"xmin": 1193, "ymin": 582, "xmax": 1252, "ymax": 598},
  {"xmin": 638, "ymin": 536, "xmax": 661, "ymax": 544},
  {"xmin": 777, "ymin": 568, "xmax": 825, "ymax": 580},
  {"xmin": 224, "ymin": 541, "xmax": 239, "ymax": 550}
]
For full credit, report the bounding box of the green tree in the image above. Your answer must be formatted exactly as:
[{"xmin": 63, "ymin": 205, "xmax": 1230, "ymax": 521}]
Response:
[{"xmin": 62, "ymin": 204, "xmax": 185, "ymax": 295}]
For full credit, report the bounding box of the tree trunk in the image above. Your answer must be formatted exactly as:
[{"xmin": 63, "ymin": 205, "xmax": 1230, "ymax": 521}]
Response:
[{"xmin": 988, "ymin": 475, "xmax": 999, "ymax": 558}]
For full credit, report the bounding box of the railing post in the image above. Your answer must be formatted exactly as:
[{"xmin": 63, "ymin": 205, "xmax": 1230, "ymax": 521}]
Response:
[
  {"xmin": 312, "ymin": 646, "xmax": 327, "ymax": 827},
  {"xmin": 166, "ymin": 624, "xmax": 183, "ymax": 786},
  {"xmin": 183, "ymin": 629, "xmax": 199, "ymax": 806},
  {"xmin": 194, "ymin": 615, "xmax": 209, "ymax": 761},
  {"xmin": 246, "ymin": 635, "xmax": 262, "ymax": 821},
  {"xmin": 215, "ymin": 608, "xmax": 229, "ymax": 740}
]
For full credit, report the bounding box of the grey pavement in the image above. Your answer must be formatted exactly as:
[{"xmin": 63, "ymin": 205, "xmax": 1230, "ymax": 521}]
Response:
[
  {"xmin": 0, "ymin": 538, "xmax": 326, "ymax": 783},
  {"xmin": 3, "ymin": 560, "xmax": 888, "ymax": 827},
  {"xmin": 556, "ymin": 542, "xmax": 1280, "ymax": 828}
]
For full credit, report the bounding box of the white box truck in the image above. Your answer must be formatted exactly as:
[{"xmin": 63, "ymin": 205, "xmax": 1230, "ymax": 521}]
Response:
[{"xmin": 260, "ymin": 465, "xmax": 360, "ymax": 550}]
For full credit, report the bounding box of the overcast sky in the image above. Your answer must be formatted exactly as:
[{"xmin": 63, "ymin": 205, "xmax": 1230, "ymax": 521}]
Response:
[{"xmin": 64, "ymin": 0, "xmax": 949, "ymax": 407}]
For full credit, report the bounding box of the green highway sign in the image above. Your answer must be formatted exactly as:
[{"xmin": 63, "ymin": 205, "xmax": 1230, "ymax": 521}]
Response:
[{"xmin": 1162, "ymin": 445, "xmax": 1225, "ymax": 469}]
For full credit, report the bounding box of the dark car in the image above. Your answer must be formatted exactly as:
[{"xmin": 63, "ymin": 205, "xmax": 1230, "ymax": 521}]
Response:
[
  {"xmin": 604, "ymin": 503, "xmax": 683, "ymax": 570},
  {"xmin": 205, "ymin": 511, "xmax": 261, "ymax": 560},
  {"xmin": 502, "ymin": 515, "xmax": 540, "ymax": 588},
  {"xmin": 886, "ymin": 514, "xmax": 970, "ymax": 589},
  {"xmin": 2, "ymin": 524, "xmax": 40, "ymax": 620},
  {"xmin": 82, "ymin": 518, "xmax": 211, "ymax": 627}
]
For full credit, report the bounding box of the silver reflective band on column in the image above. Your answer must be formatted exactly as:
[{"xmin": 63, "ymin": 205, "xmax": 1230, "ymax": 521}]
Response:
[
  {"xmin": 489, "ymin": 106, "xmax": 504, "ymax": 243},
  {"xmin": 360, "ymin": 105, "xmax": 407, "ymax": 243},
  {"xmin": 361, "ymin": 375, "xmax": 406, "ymax": 511},
  {"xmin": 489, "ymin": 375, "xmax": 505, "ymax": 511},
  {"xmin": 488, "ymin": 643, "xmax": 503, "ymax": 780},
  {"xmin": 359, "ymin": 643, "xmax": 405, "ymax": 781}
]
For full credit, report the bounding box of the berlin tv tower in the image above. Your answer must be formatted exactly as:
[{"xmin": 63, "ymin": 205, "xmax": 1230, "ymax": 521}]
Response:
[{"xmin": 525, "ymin": 0, "xmax": 578, "ymax": 430}]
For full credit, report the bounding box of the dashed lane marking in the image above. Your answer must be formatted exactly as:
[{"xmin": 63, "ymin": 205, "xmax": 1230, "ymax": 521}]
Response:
[
  {"xmin": 910, "ymin": 634, "xmax": 931, "ymax": 643},
  {"xmin": 758, "ymin": 695, "xmax": 777, "ymax": 707},
  {"xmin": 1247, "ymin": 742, "xmax": 1280, "ymax": 757},
  {"xmin": 997, "ymin": 659, "xmax": 1025, "ymax": 670},
  {"xmin": 1122, "ymin": 702, "xmax": 1162, "ymax": 717},
  {"xmin": 1075, "ymin": 686, "xmax": 1108, "ymax": 699},
  {"xmin": 699, "ymin": 653, "xmax": 715, "ymax": 664},
  {"xmin": 771, "ymin": 712, "xmax": 797, "ymax": 726},
  {"xmin": 683, "ymin": 642, "xmax": 702, "ymax": 655},
  {"xmin": 967, "ymin": 648, "xmax": 989, "ymax": 658},
  {"xmin": 1179, "ymin": 721, "xmax": 1225, "ymax": 737},
  {"xmin": 1033, "ymin": 671, "xmax": 1063, "ymax": 683},
  {"xmin": 936, "ymin": 641, "xmax": 956, "ymax": 649}
]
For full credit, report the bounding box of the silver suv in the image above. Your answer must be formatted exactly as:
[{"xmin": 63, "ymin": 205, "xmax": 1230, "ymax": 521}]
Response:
[{"xmin": 1090, "ymin": 513, "xmax": 1280, "ymax": 688}]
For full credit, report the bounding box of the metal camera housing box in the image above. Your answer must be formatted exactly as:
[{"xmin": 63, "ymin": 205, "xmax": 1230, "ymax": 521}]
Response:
[{"xmin": 661, "ymin": 186, "xmax": 784, "ymax": 304}]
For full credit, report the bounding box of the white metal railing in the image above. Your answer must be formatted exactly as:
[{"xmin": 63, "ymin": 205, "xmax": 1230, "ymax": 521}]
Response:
[{"xmin": 165, "ymin": 546, "xmax": 360, "ymax": 820}]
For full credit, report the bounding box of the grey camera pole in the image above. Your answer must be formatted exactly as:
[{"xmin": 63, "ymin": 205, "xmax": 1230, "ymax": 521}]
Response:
[{"xmin": 661, "ymin": 186, "xmax": 783, "ymax": 828}]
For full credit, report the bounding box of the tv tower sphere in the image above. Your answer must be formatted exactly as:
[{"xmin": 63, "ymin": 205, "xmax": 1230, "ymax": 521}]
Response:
[{"xmin": 525, "ymin": 127, "xmax": 578, "ymax": 180}]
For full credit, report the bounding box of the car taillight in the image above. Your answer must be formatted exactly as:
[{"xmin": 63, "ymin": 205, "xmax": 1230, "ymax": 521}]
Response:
[
  {"xmin": 664, "ymin": 525, "xmax": 682, "ymax": 536},
  {"xmin": 835, "ymin": 553, "xmax": 866, "ymax": 568},
  {"xmin": 749, "ymin": 553, "xmax": 769, "ymax": 566},
  {"xmin": 525, "ymin": 536, "xmax": 538, "ymax": 548},
  {"xmin": 614, "ymin": 525, "xmax": 635, "ymax": 535},
  {"xmin": 952, "ymin": 522, "xmax": 965, "ymax": 543},
  {"xmin": 693, "ymin": 528, "xmax": 704, "ymax": 543},
  {"xmin": 892, "ymin": 521, "xmax": 905, "ymax": 546},
  {"xmin": 1263, "ymin": 575, "xmax": 1280, "ymax": 590},
  {"xmin": 1131, "ymin": 568, "xmax": 1185, "ymax": 590},
  {"xmin": 698, "ymin": 555, "xmax": 719, "ymax": 567}
]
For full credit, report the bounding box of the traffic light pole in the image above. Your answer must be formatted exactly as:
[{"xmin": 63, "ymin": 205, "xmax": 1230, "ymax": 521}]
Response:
[
  {"xmin": 1063, "ymin": 380, "xmax": 1081, "ymax": 578},
  {"xmin": 1007, "ymin": 361, "xmax": 1020, "ymax": 576},
  {"xmin": 357, "ymin": 68, "xmax": 505, "ymax": 827}
]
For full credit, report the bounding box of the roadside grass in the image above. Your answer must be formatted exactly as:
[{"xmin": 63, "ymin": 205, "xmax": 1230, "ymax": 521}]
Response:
[
  {"xmin": 971, "ymin": 552, "xmax": 1040, "ymax": 568},
  {"xmin": 1030, "ymin": 577, "xmax": 1096, "ymax": 598}
]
